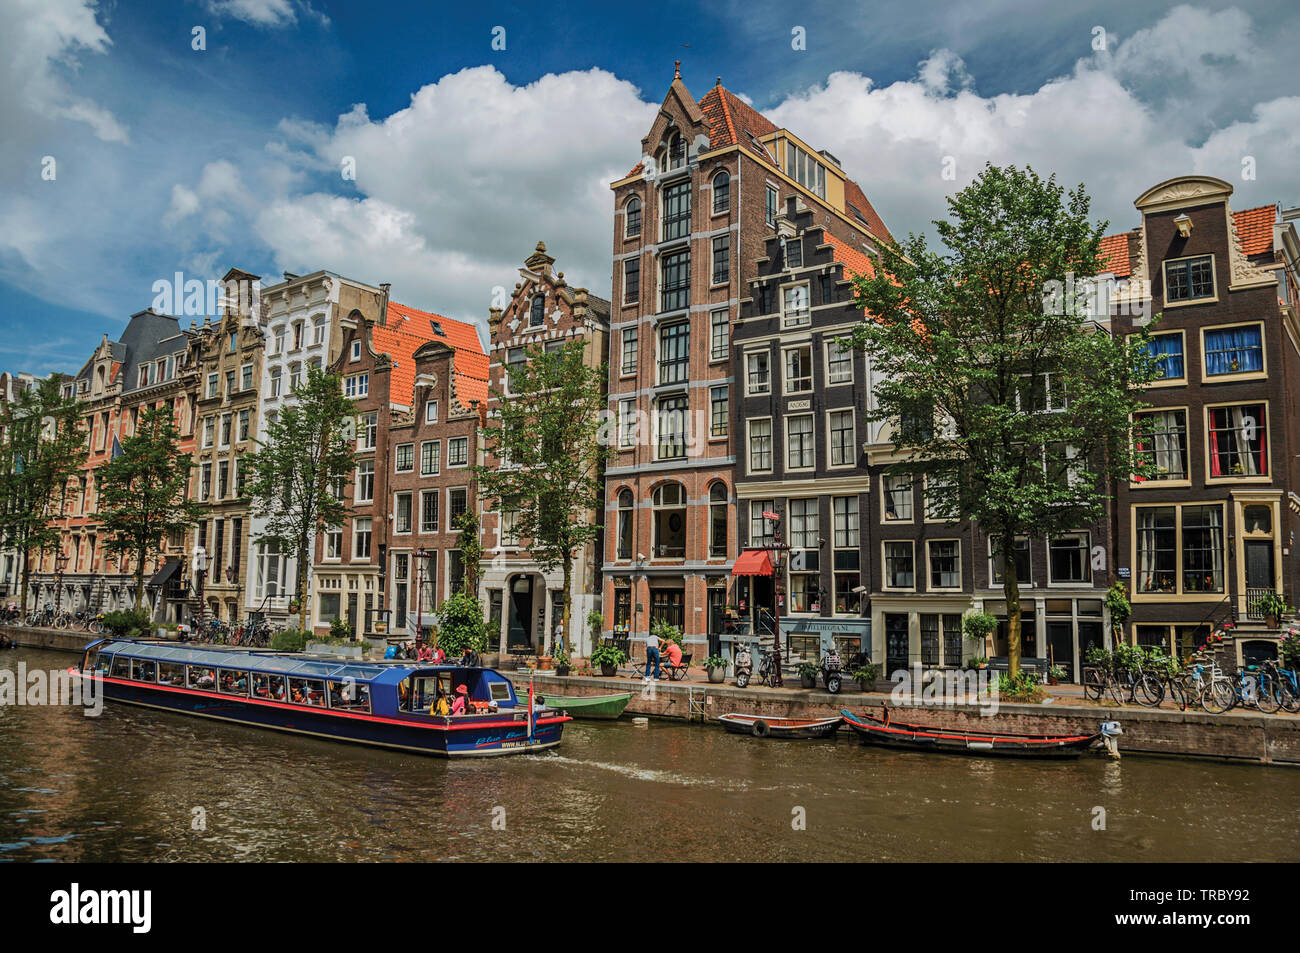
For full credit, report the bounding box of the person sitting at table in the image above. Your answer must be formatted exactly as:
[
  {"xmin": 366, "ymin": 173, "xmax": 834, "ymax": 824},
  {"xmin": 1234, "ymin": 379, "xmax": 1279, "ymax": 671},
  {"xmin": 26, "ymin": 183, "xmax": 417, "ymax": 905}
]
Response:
[
  {"xmin": 663, "ymin": 638, "xmax": 683, "ymax": 673},
  {"xmin": 451, "ymin": 684, "xmax": 469, "ymax": 715}
]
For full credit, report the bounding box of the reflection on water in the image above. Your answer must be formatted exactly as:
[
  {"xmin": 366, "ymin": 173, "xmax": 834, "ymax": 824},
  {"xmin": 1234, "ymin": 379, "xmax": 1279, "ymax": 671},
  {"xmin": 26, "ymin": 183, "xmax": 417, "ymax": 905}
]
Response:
[{"xmin": 1, "ymin": 647, "xmax": 1297, "ymax": 862}]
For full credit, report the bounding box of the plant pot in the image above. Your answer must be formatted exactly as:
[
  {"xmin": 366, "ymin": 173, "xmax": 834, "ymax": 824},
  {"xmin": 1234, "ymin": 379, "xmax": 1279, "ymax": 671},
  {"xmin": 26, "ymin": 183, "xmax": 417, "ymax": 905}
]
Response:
[
  {"xmin": 555, "ymin": 664, "xmax": 570, "ymax": 677},
  {"xmin": 799, "ymin": 673, "xmax": 816, "ymax": 689},
  {"xmin": 1267, "ymin": 616, "xmax": 1279, "ymax": 629},
  {"xmin": 599, "ymin": 662, "xmax": 618, "ymax": 677},
  {"xmin": 1047, "ymin": 676, "xmax": 1059, "ymax": 686},
  {"xmin": 538, "ymin": 656, "xmax": 553, "ymax": 670},
  {"xmin": 707, "ymin": 666, "xmax": 725, "ymax": 683},
  {"xmin": 857, "ymin": 678, "xmax": 871, "ymax": 693}
]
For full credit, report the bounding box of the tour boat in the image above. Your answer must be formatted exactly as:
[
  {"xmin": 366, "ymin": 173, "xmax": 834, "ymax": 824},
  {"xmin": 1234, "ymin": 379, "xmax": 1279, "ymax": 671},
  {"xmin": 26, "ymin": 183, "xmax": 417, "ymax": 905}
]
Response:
[
  {"xmin": 841, "ymin": 708, "xmax": 1107, "ymax": 758},
  {"xmin": 717, "ymin": 712, "xmax": 842, "ymax": 739},
  {"xmin": 76, "ymin": 639, "xmax": 569, "ymax": 757},
  {"xmin": 539, "ymin": 691, "xmax": 633, "ymax": 720}
]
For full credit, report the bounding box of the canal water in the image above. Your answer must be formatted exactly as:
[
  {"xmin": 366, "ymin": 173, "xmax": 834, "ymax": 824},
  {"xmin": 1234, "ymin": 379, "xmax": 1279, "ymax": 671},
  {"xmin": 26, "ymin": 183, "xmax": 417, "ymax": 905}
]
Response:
[{"xmin": 2, "ymin": 647, "xmax": 1297, "ymax": 862}]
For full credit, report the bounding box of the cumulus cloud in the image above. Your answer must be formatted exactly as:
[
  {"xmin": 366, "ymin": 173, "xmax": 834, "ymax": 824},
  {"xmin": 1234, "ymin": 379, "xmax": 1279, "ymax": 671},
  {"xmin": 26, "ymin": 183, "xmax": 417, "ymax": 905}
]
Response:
[{"xmin": 203, "ymin": 0, "xmax": 300, "ymax": 29}]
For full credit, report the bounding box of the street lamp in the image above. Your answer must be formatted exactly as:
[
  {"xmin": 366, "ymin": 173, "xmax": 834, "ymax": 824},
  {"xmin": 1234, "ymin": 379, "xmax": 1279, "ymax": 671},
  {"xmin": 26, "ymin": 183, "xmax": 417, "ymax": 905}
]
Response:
[
  {"xmin": 762, "ymin": 509, "xmax": 790, "ymax": 688},
  {"xmin": 192, "ymin": 546, "xmax": 207, "ymax": 630},
  {"xmin": 225, "ymin": 565, "xmax": 241, "ymax": 623},
  {"xmin": 414, "ymin": 547, "xmax": 429, "ymax": 644}
]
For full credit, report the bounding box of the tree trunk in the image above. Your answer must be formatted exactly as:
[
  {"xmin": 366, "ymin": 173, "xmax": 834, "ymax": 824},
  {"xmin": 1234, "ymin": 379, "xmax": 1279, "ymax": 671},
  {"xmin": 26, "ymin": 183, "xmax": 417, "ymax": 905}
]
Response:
[
  {"xmin": 19, "ymin": 544, "xmax": 30, "ymax": 615},
  {"xmin": 297, "ymin": 537, "xmax": 309, "ymax": 634},
  {"xmin": 1003, "ymin": 546, "xmax": 1022, "ymax": 678},
  {"xmin": 134, "ymin": 548, "xmax": 146, "ymax": 613},
  {"xmin": 561, "ymin": 551, "xmax": 573, "ymax": 657}
]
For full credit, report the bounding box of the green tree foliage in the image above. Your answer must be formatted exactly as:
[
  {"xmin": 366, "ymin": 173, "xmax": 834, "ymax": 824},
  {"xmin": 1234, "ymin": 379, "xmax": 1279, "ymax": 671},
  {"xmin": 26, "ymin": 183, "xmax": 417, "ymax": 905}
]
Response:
[
  {"xmin": 93, "ymin": 405, "xmax": 204, "ymax": 609},
  {"xmin": 0, "ymin": 377, "xmax": 87, "ymax": 611},
  {"xmin": 245, "ymin": 365, "xmax": 357, "ymax": 633},
  {"xmin": 847, "ymin": 164, "xmax": 1159, "ymax": 675},
  {"xmin": 436, "ymin": 590, "xmax": 487, "ymax": 658},
  {"xmin": 475, "ymin": 340, "xmax": 609, "ymax": 655},
  {"xmin": 454, "ymin": 508, "xmax": 482, "ymax": 599}
]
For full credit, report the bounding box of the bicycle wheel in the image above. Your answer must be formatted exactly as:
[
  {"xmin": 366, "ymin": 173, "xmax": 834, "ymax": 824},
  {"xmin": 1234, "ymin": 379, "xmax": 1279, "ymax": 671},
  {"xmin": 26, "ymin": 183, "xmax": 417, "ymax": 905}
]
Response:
[
  {"xmin": 1104, "ymin": 672, "xmax": 1127, "ymax": 707},
  {"xmin": 1165, "ymin": 675, "xmax": 1187, "ymax": 712},
  {"xmin": 1201, "ymin": 679, "xmax": 1234, "ymax": 714},
  {"xmin": 1257, "ymin": 675, "xmax": 1281, "ymax": 714},
  {"xmin": 1134, "ymin": 672, "xmax": 1164, "ymax": 708},
  {"xmin": 1280, "ymin": 675, "xmax": 1300, "ymax": 714},
  {"xmin": 1082, "ymin": 667, "xmax": 1103, "ymax": 701}
]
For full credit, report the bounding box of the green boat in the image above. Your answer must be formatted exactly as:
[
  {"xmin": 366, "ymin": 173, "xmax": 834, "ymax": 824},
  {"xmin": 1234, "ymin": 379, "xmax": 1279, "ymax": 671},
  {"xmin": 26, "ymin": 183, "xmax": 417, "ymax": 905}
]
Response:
[{"xmin": 538, "ymin": 691, "xmax": 633, "ymax": 720}]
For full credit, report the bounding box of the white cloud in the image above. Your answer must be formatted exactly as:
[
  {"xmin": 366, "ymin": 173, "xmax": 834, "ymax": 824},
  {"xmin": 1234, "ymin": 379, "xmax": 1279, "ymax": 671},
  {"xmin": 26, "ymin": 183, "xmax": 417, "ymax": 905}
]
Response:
[{"xmin": 203, "ymin": 0, "xmax": 298, "ymax": 29}]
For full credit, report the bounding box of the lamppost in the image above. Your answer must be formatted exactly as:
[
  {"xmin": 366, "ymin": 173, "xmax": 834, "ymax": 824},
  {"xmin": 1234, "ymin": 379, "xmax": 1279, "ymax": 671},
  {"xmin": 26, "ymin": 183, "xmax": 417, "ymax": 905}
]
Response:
[
  {"xmin": 192, "ymin": 546, "xmax": 207, "ymax": 630},
  {"xmin": 762, "ymin": 509, "xmax": 791, "ymax": 688},
  {"xmin": 225, "ymin": 565, "xmax": 241, "ymax": 623},
  {"xmin": 414, "ymin": 548, "xmax": 429, "ymax": 644},
  {"xmin": 54, "ymin": 551, "xmax": 69, "ymax": 616}
]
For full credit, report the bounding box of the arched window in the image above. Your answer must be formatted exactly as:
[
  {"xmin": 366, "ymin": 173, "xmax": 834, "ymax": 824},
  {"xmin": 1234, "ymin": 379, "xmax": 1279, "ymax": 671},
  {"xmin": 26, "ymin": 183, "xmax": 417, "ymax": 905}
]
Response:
[
  {"xmin": 625, "ymin": 196, "xmax": 642, "ymax": 238},
  {"xmin": 709, "ymin": 483, "xmax": 728, "ymax": 558},
  {"xmin": 313, "ymin": 315, "xmax": 327, "ymax": 346},
  {"xmin": 530, "ymin": 295, "xmax": 546, "ymax": 327},
  {"xmin": 652, "ymin": 482, "xmax": 686, "ymax": 558},
  {"xmin": 617, "ymin": 489, "xmax": 634, "ymax": 559},
  {"xmin": 712, "ymin": 171, "xmax": 730, "ymax": 214},
  {"xmin": 668, "ymin": 133, "xmax": 685, "ymax": 169}
]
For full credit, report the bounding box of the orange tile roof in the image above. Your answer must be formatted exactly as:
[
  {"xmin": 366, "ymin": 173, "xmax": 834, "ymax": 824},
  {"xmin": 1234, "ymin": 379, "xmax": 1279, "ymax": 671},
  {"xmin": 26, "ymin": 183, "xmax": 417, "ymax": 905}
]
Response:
[
  {"xmin": 377, "ymin": 301, "xmax": 487, "ymax": 409},
  {"xmin": 1234, "ymin": 205, "xmax": 1275, "ymax": 256},
  {"xmin": 825, "ymin": 234, "xmax": 877, "ymax": 282},
  {"xmin": 1099, "ymin": 232, "xmax": 1133, "ymax": 277}
]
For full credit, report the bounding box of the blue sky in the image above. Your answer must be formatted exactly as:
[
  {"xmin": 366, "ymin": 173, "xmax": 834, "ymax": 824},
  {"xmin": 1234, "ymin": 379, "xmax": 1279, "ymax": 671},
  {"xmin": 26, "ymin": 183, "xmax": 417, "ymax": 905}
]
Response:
[{"xmin": 2, "ymin": 0, "xmax": 1297, "ymax": 374}]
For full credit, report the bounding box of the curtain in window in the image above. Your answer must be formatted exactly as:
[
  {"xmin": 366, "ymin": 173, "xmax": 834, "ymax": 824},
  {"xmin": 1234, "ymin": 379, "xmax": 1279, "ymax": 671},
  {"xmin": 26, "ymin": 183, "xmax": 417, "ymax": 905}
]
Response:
[
  {"xmin": 1210, "ymin": 406, "xmax": 1266, "ymax": 476},
  {"xmin": 1145, "ymin": 334, "xmax": 1184, "ymax": 379},
  {"xmin": 1147, "ymin": 410, "xmax": 1185, "ymax": 478},
  {"xmin": 1204, "ymin": 327, "xmax": 1262, "ymax": 376}
]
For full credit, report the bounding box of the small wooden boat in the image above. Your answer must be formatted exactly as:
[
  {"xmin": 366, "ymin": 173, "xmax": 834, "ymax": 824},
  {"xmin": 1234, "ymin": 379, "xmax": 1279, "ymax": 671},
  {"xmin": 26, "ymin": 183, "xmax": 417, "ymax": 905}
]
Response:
[
  {"xmin": 841, "ymin": 708, "xmax": 1105, "ymax": 759},
  {"xmin": 717, "ymin": 712, "xmax": 842, "ymax": 739},
  {"xmin": 541, "ymin": 691, "xmax": 633, "ymax": 720}
]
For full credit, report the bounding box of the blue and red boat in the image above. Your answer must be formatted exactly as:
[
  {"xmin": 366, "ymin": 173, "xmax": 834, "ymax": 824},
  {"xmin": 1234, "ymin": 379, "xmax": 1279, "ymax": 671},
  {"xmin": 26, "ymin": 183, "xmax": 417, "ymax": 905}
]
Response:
[{"xmin": 76, "ymin": 639, "xmax": 569, "ymax": 757}]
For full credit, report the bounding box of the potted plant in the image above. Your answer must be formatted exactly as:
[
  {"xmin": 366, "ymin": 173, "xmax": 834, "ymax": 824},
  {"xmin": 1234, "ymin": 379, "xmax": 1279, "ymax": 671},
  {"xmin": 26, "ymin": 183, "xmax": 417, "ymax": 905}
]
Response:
[
  {"xmin": 703, "ymin": 654, "xmax": 727, "ymax": 683},
  {"xmin": 538, "ymin": 653, "xmax": 553, "ymax": 671},
  {"xmin": 796, "ymin": 661, "xmax": 818, "ymax": 689},
  {"xmin": 963, "ymin": 611, "xmax": 998, "ymax": 657},
  {"xmin": 1047, "ymin": 664, "xmax": 1067, "ymax": 686},
  {"xmin": 967, "ymin": 656, "xmax": 989, "ymax": 670},
  {"xmin": 852, "ymin": 662, "xmax": 879, "ymax": 692},
  {"xmin": 1256, "ymin": 590, "xmax": 1291, "ymax": 628},
  {"xmin": 589, "ymin": 643, "xmax": 627, "ymax": 678},
  {"xmin": 553, "ymin": 648, "xmax": 571, "ymax": 677}
]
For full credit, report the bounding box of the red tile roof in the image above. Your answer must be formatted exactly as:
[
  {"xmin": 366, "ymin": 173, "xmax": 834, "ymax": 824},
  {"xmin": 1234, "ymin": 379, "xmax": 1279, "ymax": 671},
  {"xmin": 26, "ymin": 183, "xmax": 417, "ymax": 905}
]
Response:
[
  {"xmin": 825, "ymin": 234, "xmax": 876, "ymax": 282},
  {"xmin": 1234, "ymin": 205, "xmax": 1275, "ymax": 256},
  {"xmin": 377, "ymin": 301, "xmax": 487, "ymax": 408},
  {"xmin": 1099, "ymin": 232, "xmax": 1133, "ymax": 277}
]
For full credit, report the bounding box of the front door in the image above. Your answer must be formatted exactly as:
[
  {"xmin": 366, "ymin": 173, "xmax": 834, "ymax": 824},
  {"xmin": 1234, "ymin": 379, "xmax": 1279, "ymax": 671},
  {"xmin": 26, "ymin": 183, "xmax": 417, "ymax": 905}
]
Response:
[
  {"xmin": 508, "ymin": 580, "xmax": 532, "ymax": 649},
  {"xmin": 346, "ymin": 592, "xmax": 358, "ymax": 637},
  {"xmin": 885, "ymin": 613, "xmax": 909, "ymax": 676},
  {"xmin": 1077, "ymin": 621, "xmax": 1103, "ymax": 681},
  {"xmin": 1047, "ymin": 621, "xmax": 1075, "ymax": 682},
  {"xmin": 1245, "ymin": 540, "xmax": 1274, "ymax": 592}
]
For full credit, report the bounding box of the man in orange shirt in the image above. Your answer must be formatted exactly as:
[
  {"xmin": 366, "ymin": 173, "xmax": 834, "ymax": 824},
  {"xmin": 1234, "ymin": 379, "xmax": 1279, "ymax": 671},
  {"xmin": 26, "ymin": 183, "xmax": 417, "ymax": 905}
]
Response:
[{"xmin": 663, "ymin": 638, "xmax": 683, "ymax": 673}]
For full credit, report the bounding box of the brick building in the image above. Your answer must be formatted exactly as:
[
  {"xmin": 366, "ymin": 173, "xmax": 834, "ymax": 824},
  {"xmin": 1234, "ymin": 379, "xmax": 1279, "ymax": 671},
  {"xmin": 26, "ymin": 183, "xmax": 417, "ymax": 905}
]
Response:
[
  {"xmin": 480, "ymin": 241, "xmax": 609, "ymax": 656},
  {"xmin": 603, "ymin": 66, "xmax": 891, "ymax": 658}
]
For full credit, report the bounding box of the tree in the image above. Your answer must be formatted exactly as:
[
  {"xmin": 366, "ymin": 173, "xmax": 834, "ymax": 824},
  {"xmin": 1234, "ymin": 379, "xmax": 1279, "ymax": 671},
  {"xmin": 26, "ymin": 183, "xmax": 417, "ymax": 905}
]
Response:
[
  {"xmin": 0, "ymin": 377, "xmax": 87, "ymax": 612},
  {"xmin": 94, "ymin": 404, "xmax": 204, "ymax": 611},
  {"xmin": 454, "ymin": 508, "xmax": 482, "ymax": 599},
  {"xmin": 475, "ymin": 340, "xmax": 610, "ymax": 655},
  {"xmin": 847, "ymin": 164, "xmax": 1159, "ymax": 676},
  {"xmin": 245, "ymin": 365, "xmax": 357, "ymax": 633}
]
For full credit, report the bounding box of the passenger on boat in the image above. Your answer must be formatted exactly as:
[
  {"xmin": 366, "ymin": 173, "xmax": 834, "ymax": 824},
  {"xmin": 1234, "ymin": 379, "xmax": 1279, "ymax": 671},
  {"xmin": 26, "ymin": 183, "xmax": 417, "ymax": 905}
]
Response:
[
  {"xmin": 195, "ymin": 670, "xmax": 215, "ymax": 689},
  {"xmin": 451, "ymin": 684, "xmax": 468, "ymax": 715},
  {"xmin": 432, "ymin": 643, "xmax": 445, "ymax": 664},
  {"xmin": 431, "ymin": 690, "xmax": 450, "ymax": 716},
  {"xmin": 416, "ymin": 641, "xmax": 433, "ymax": 662},
  {"xmin": 383, "ymin": 643, "xmax": 399, "ymax": 659},
  {"xmin": 458, "ymin": 647, "xmax": 479, "ymax": 668}
]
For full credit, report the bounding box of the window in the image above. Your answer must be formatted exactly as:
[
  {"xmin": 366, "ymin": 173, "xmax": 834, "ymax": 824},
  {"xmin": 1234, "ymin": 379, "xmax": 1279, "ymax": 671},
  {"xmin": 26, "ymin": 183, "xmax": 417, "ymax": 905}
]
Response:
[
  {"xmin": 833, "ymin": 496, "xmax": 859, "ymax": 549},
  {"xmin": 1016, "ymin": 371, "xmax": 1069, "ymax": 413},
  {"xmin": 1164, "ymin": 255, "xmax": 1214, "ymax": 303},
  {"xmin": 202, "ymin": 417, "xmax": 215, "ymax": 449},
  {"xmin": 661, "ymin": 249, "xmax": 690, "ymax": 312},
  {"xmin": 662, "ymin": 180, "xmax": 690, "ymax": 241},
  {"xmin": 351, "ymin": 340, "xmax": 362, "ymax": 362},
  {"xmin": 786, "ymin": 414, "xmax": 814, "ymax": 469},
  {"xmin": 325, "ymin": 526, "xmax": 343, "ymax": 560},
  {"xmin": 1049, "ymin": 533, "xmax": 1091, "ymax": 584},
  {"xmin": 784, "ymin": 141, "xmax": 826, "ymax": 198},
  {"xmin": 710, "ymin": 309, "xmax": 729, "ymax": 361},
  {"xmin": 1208, "ymin": 404, "xmax": 1267, "ymax": 477},
  {"xmin": 344, "ymin": 374, "xmax": 369, "ymax": 398},
  {"xmin": 625, "ymin": 197, "xmax": 641, "ymax": 238},
  {"xmin": 826, "ymin": 338, "xmax": 852, "ymax": 384},
  {"xmin": 273, "ymin": 327, "xmax": 286, "ymax": 355},
  {"xmin": 709, "ymin": 484, "xmax": 727, "ymax": 558},
  {"xmin": 616, "ymin": 489, "xmax": 634, "ymax": 559},
  {"xmin": 750, "ymin": 501, "xmax": 776, "ymax": 547},
  {"xmin": 652, "ymin": 482, "xmax": 686, "ymax": 557},
  {"xmin": 781, "ymin": 283, "xmax": 810, "ymax": 329},
  {"xmin": 712, "ymin": 171, "xmax": 730, "ymax": 214},
  {"xmin": 225, "ymin": 370, "xmax": 236, "ymax": 396},
  {"xmin": 710, "ymin": 386, "xmax": 728, "ymax": 438},
  {"xmin": 292, "ymin": 322, "xmax": 303, "ymax": 350},
  {"xmin": 269, "ymin": 367, "xmax": 282, "ymax": 398},
  {"xmin": 220, "ymin": 413, "xmax": 232, "ymax": 447},
  {"xmin": 420, "ymin": 490, "xmax": 439, "ymax": 533},
  {"xmin": 623, "ymin": 258, "xmax": 640, "ymax": 304},
  {"xmin": 421, "ymin": 440, "xmax": 440, "ymax": 476},
  {"xmin": 883, "ymin": 474, "xmax": 912, "ymax": 521},
  {"xmin": 395, "ymin": 443, "xmax": 414, "ymax": 473},
  {"xmin": 355, "ymin": 460, "xmax": 375, "ymax": 503},
  {"xmin": 241, "ymin": 364, "xmax": 253, "ymax": 391},
  {"xmin": 425, "ymin": 400, "xmax": 438, "ymax": 424},
  {"xmin": 620, "ymin": 328, "xmax": 638, "ymax": 377},
  {"xmin": 924, "ymin": 471, "xmax": 957, "ymax": 521},
  {"xmin": 748, "ymin": 418, "xmax": 772, "ymax": 472},
  {"xmin": 1136, "ymin": 504, "xmax": 1224, "ymax": 595},
  {"xmin": 358, "ymin": 412, "xmax": 377, "ymax": 451},
  {"xmin": 395, "ymin": 493, "xmax": 412, "ymax": 534},
  {"xmin": 658, "ymin": 321, "xmax": 690, "ymax": 385},
  {"xmin": 217, "ymin": 461, "xmax": 229, "ymax": 499},
  {"xmin": 928, "ymin": 540, "xmax": 960, "ymax": 589},
  {"xmin": 1203, "ymin": 325, "xmax": 1263, "ymax": 376},
  {"xmin": 353, "ymin": 518, "xmax": 372, "ymax": 559},
  {"xmin": 788, "ymin": 498, "xmax": 819, "ymax": 549},
  {"xmin": 784, "ymin": 237, "xmax": 802, "ymax": 269},
  {"xmin": 783, "ymin": 345, "xmax": 813, "ymax": 393},
  {"xmin": 766, "ymin": 185, "xmax": 778, "ymax": 225},
  {"xmin": 1144, "ymin": 331, "xmax": 1185, "ymax": 381},
  {"xmin": 746, "ymin": 351, "xmax": 771, "ymax": 395},
  {"xmin": 200, "ymin": 463, "xmax": 212, "ymax": 501},
  {"xmin": 989, "ymin": 536, "xmax": 1031, "ymax": 586},
  {"xmin": 884, "ymin": 541, "xmax": 915, "ymax": 589},
  {"xmin": 828, "ymin": 410, "xmax": 855, "ymax": 467},
  {"xmin": 1133, "ymin": 409, "xmax": 1187, "ymax": 482},
  {"xmin": 448, "ymin": 487, "xmax": 468, "ymax": 522},
  {"xmin": 288, "ymin": 365, "xmax": 302, "ymax": 392},
  {"xmin": 711, "ymin": 235, "xmax": 730, "ymax": 284},
  {"xmin": 529, "ymin": 295, "xmax": 545, "ymax": 328},
  {"xmin": 313, "ymin": 317, "xmax": 327, "ymax": 346},
  {"xmin": 655, "ymin": 395, "xmax": 688, "ymax": 460},
  {"xmin": 662, "ymin": 132, "xmax": 686, "ymax": 171},
  {"xmin": 448, "ymin": 436, "xmax": 469, "ymax": 467},
  {"xmin": 618, "ymin": 399, "xmax": 637, "ymax": 449}
]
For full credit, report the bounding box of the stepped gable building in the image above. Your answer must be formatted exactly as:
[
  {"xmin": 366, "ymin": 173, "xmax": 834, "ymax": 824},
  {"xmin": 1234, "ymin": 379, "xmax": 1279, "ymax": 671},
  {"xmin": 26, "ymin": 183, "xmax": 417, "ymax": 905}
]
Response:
[
  {"xmin": 480, "ymin": 241, "xmax": 610, "ymax": 657},
  {"xmin": 730, "ymin": 197, "xmax": 875, "ymax": 669},
  {"xmin": 188, "ymin": 268, "xmax": 264, "ymax": 623},
  {"xmin": 385, "ymin": 316, "xmax": 489, "ymax": 642},
  {"xmin": 313, "ymin": 299, "xmax": 486, "ymax": 638},
  {"xmin": 249, "ymin": 271, "xmax": 387, "ymax": 625},
  {"xmin": 1106, "ymin": 176, "xmax": 1300, "ymax": 668},
  {"xmin": 33, "ymin": 309, "xmax": 201, "ymax": 622},
  {"xmin": 603, "ymin": 65, "xmax": 891, "ymax": 658}
]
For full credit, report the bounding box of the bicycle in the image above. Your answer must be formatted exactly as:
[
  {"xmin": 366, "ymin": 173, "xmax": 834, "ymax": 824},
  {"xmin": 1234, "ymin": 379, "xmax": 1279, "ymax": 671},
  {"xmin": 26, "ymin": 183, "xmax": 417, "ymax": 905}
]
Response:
[
  {"xmin": 1271, "ymin": 663, "xmax": 1300, "ymax": 713},
  {"xmin": 1183, "ymin": 655, "xmax": 1235, "ymax": 713}
]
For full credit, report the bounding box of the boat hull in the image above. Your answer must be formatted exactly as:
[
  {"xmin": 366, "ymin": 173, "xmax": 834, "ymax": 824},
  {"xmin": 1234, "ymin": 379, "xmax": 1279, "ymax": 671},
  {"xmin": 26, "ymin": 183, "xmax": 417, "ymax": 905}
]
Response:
[
  {"xmin": 841, "ymin": 709, "xmax": 1100, "ymax": 759},
  {"xmin": 542, "ymin": 691, "xmax": 633, "ymax": 720},
  {"xmin": 90, "ymin": 674, "xmax": 566, "ymax": 757},
  {"xmin": 718, "ymin": 713, "xmax": 842, "ymax": 739}
]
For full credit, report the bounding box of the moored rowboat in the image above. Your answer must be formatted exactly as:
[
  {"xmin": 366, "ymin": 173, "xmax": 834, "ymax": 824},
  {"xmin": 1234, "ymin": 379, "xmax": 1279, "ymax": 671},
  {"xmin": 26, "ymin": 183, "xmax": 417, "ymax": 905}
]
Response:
[
  {"xmin": 841, "ymin": 708, "xmax": 1106, "ymax": 759},
  {"xmin": 717, "ymin": 712, "xmax": 842, "ymax": 739},
  {"xmin": 541, "ymin": 691, "xmax": 633, "ymax": 720}
]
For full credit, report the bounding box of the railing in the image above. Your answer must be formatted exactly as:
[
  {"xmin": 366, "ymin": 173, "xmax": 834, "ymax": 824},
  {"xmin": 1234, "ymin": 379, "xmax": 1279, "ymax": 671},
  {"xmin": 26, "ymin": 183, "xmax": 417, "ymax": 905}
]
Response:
[{"xmin": 1244, "ymin": 588, "xmax": 1273, "ymax": 621}]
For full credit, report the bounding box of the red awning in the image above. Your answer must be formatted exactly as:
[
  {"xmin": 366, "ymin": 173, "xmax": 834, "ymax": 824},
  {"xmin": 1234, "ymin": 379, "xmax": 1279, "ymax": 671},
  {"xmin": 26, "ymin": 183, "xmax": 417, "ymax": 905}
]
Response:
[{"xmin": 731, "ymin": 549, "xmax": 774, "ymax": 577}]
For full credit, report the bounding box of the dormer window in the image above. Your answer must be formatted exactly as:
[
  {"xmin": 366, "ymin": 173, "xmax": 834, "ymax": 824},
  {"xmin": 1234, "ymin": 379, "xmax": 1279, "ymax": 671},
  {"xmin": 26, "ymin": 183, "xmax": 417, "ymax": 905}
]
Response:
[
  {"xmin": 530, "ymin": 295, "xmax": 546, "ymax": 327},
  {"xmin": 1164, "ymin": 255, "xmax": 1215, "ymax": 303},
  {"xmin": 659, "ymin": 132, "xmax": 686, "ymax": 172},
  {"xmin": 784, "ymin": 141, "xmax": 826, "ymax": 198}
]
